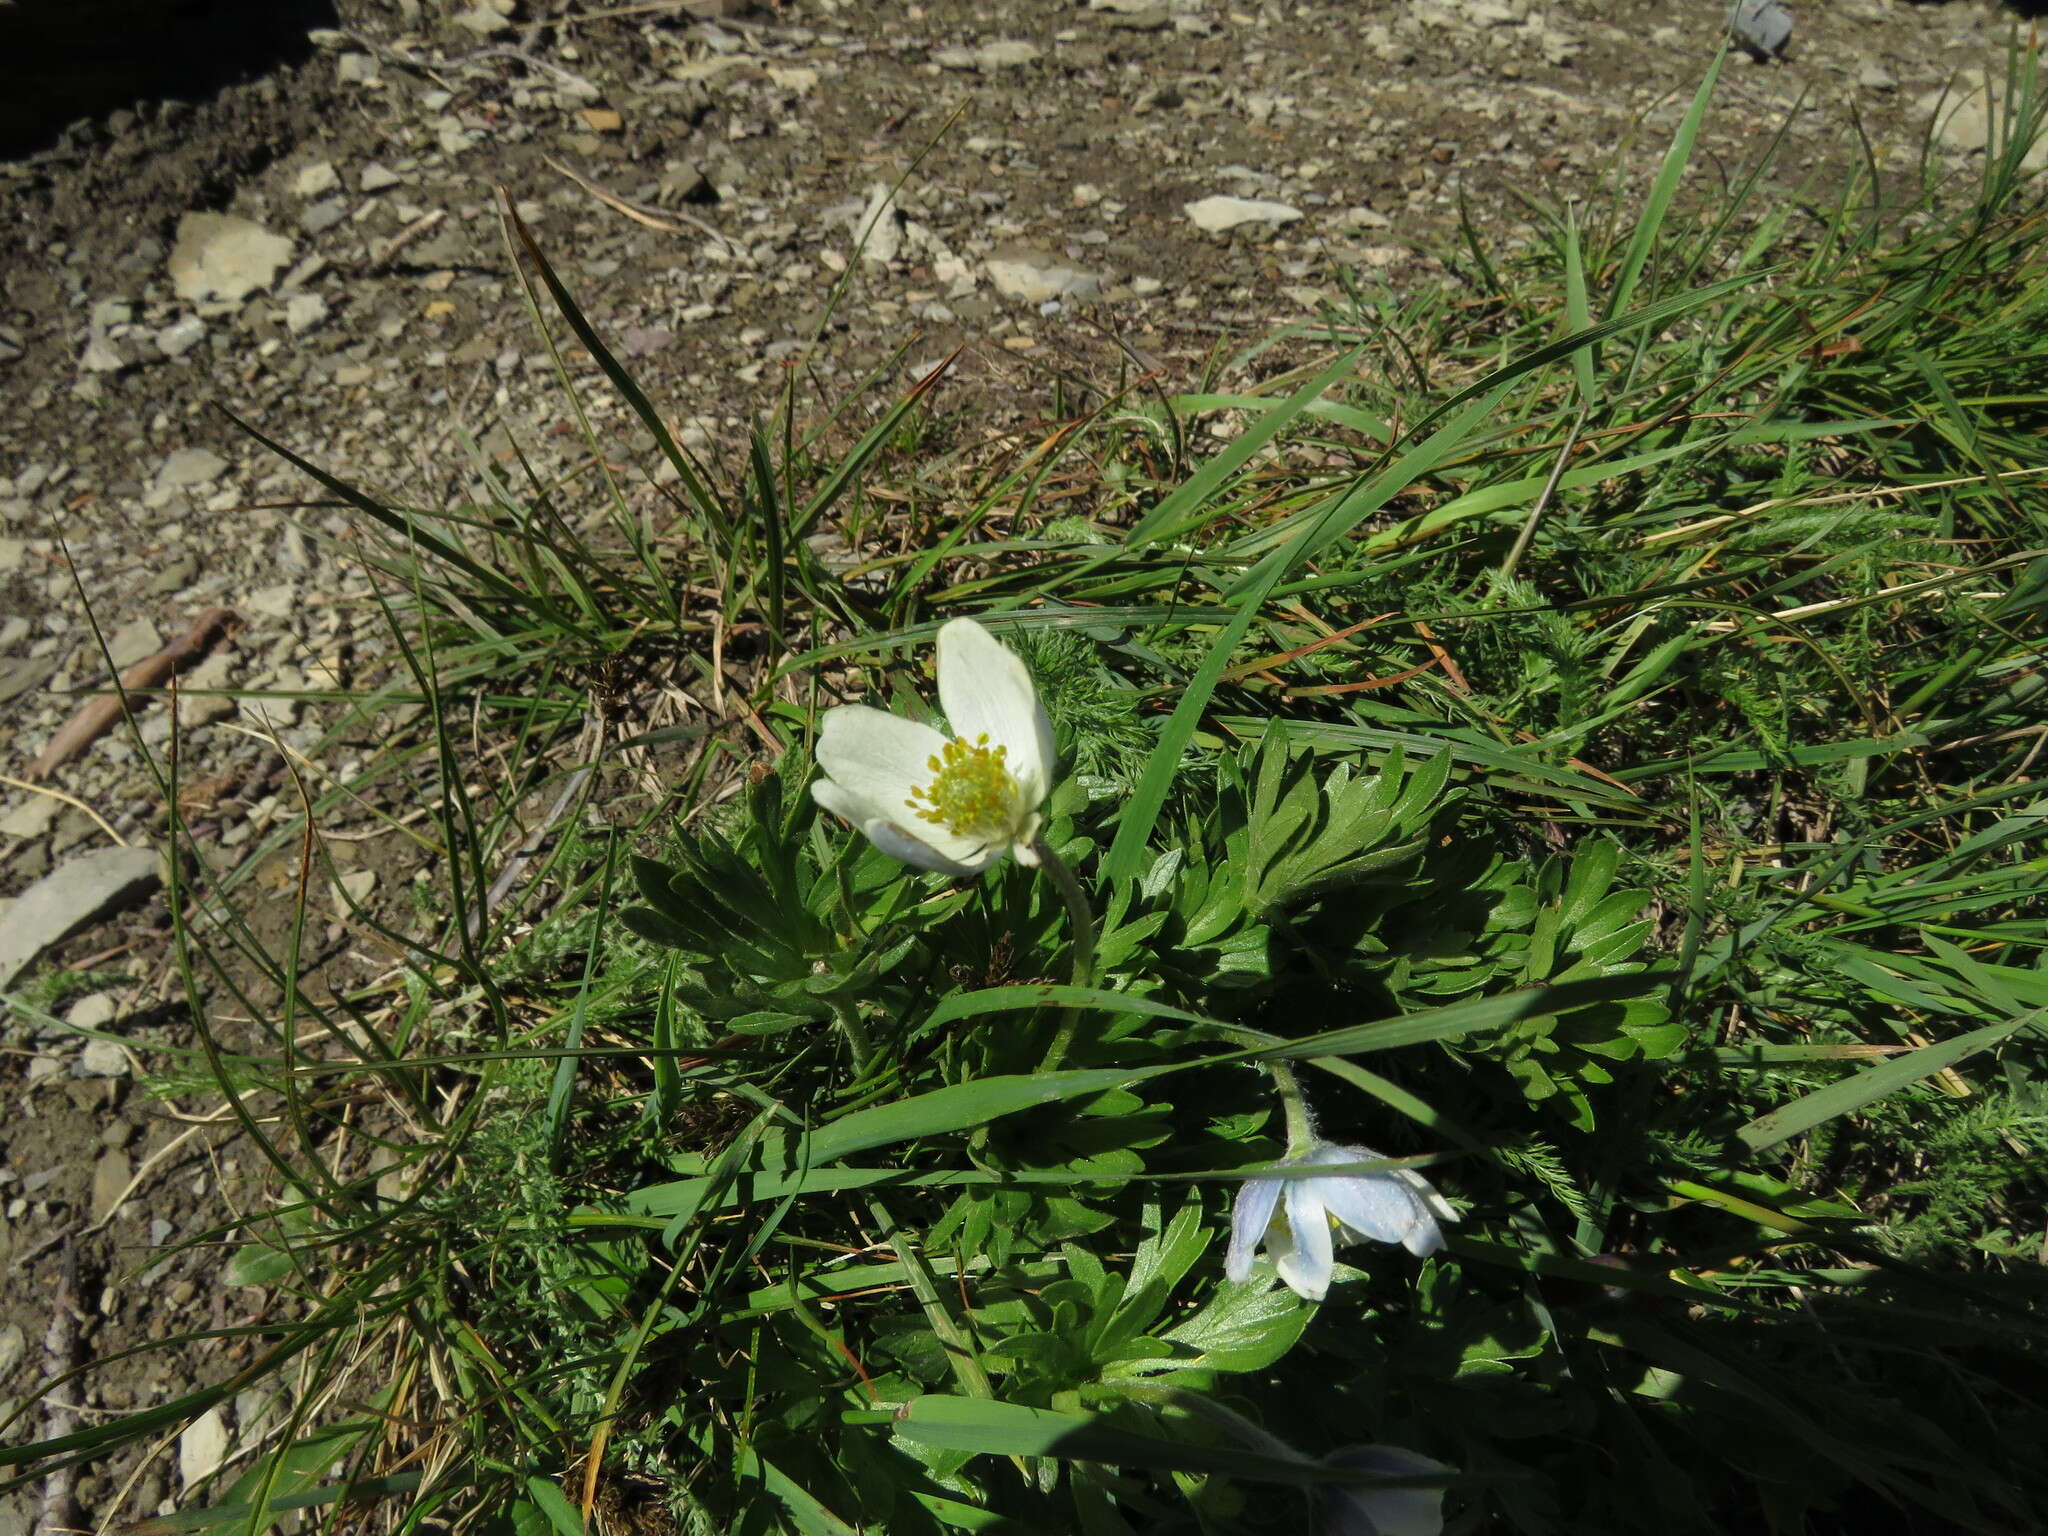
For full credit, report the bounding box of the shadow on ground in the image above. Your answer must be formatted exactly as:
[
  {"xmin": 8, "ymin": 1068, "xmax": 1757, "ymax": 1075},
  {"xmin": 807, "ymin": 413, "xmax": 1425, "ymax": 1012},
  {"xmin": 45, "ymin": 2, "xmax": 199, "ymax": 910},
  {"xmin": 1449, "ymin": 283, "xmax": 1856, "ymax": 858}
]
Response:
[{"xmin": 0, "ymin": 0, "xmax": 338, "ymax": 157}]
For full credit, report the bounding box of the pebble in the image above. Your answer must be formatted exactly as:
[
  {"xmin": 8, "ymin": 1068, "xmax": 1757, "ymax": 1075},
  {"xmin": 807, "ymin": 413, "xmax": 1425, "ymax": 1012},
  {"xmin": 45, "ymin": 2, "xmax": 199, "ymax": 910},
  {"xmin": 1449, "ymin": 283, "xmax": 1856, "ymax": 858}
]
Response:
[
  {"xmin": 107, "ymin": 616, "xmax": 163, "ymax": 668},
  {"xmin": 80, "ymin": 1039, "xmax": 130, "ymax": 1077},
  {"xmin": 986, "ymin": 256, "xmax": 1103, "ymax": 305},
  {"xmin": 1183, "ymin": 195, "xmax": 1304, "ymax": 233},
  {"xmin": 174, "ymin": 651, "xmax": 237, "ymax": 728},
  {"xmin": 0, "ymin": 846, "xmax": 162, "ymax": 990},
  {"xmin": 246, "ymin": 582, "xmax": 297, "ymax": 620},
  {"xmin": 359, "ymin": 163, "xmax": 402, "ymax": 192},
  {"xmin": 935, "ymin": 41, "xmax": 1042, "ymax": 71},
  {"xmin": 292, "ymin": 162, "xmax": 340, "ymax": 198},
  {"xmin": 285, "ymin": 293, "xmax": 331, "ymax": 335},
  {"xmin": 1919, "ymin": 72, "xmax": 2048, "ymax": 170},
  {"xmin": 334, "ymin": 869, "xmax": 378, "ymax": 910},
  {"xmin": 1731, "ymin": 0, "xmax": 1793, "ymax": 60},
  {"xmin": 81, "ymin": 336, "xmax": 130, "ymax": 374},
  {"xmin": 68, "ymin": 993, "xmax": 121, "ymax": 1031},
  {"xmin": 25, "ymin": 1057, "xmax": 64, "ymax": 1087},
  {"xmin": 156, "ymin": 448, "xmax": 228, "ymax": 489},
  {"xmin": 167, "ymin": 214, "xmax": 295, "ymax": 304},
  {"xmin": 155, "ymin": 315, "xmax": 207, "ymax": 358},
  {"xmin": 179, "ymin": 1407, "xmax": 230, "ymax": 1490},
  {"xmin": 852, "ymin": 184, "xmax": 903, "ymax": 266},
  {"xmin": 0, "ymin": 798, "xmax": 60, "ymax": 840},
  {"xmin": 90, "ymin": 1149, "xmax": 132, "ymax": 1223}
]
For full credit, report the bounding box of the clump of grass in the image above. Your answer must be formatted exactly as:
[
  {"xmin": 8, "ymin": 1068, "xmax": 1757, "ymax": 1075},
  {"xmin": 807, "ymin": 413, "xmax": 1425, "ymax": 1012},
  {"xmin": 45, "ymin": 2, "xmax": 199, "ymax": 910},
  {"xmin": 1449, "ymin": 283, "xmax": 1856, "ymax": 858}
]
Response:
[{"xmin": 9, "ymin": 47, "xmax": 2048, "ymax": 1536}]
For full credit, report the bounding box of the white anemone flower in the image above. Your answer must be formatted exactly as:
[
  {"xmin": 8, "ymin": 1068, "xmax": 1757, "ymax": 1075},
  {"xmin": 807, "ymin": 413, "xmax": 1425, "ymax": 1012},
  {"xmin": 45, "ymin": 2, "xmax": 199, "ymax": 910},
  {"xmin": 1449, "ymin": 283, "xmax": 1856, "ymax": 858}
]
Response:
[
  {"xmin": 1226, "ymin": 1143, "xmax": 1457, "ymax": 1303},
  {"xmin": 811, "ymin": 617, "xmax": 1055, "ymax": 876},
  {"xmin": 1318, "ymin": 1444, "xmax": 1452, "ymax": 1536}
]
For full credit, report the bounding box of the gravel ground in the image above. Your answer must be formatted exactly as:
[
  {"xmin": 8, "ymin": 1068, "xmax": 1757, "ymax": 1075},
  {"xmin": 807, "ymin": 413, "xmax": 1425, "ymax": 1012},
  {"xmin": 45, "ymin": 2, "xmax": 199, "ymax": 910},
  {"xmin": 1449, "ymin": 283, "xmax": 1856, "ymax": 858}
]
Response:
[{"xmin": 0, "ymin": 0, "xmax": 2039, "ymax": 1525}]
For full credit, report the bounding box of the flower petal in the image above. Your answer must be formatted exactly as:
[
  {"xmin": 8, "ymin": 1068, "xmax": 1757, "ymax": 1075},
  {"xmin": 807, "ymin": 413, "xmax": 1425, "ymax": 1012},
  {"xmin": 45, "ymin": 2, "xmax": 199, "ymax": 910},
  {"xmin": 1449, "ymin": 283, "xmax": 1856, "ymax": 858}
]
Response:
[
  {"xmin": 815, "ymin": 705, "xmax": 949, "ymax": 822},
  {"xmin": 813, "ymin": 708, "xmax": 1008, "ymax": 872},
  {"xmin": 1313, "ymin": 1172, "xmax": 1443, "ymax": 1258},
  {"xmin": 1226, "ymin": 1176, "xmax": 1285, "ymax": 1284},
  {"xmin": 1280, "ymin": 1179, "xmax": 1336, "ymax": 1301},
  {"xmin": 1009, "ymin": 811, "xmax": 1045, "ymax": 866},
  {"xmin": 865, "ymin": 816, "xmax": 1003, "ymax": 876},
  {"xmin": 936, "ymin": 618, "xmax": 1055, "ymax": 802},
  {"xmin": 1391, "ymin": 1166, "xmax": 1460, "ymax": 1229},
  {"xmin": 1320, "ymin": 1446, "xmax": 1451, "ymax": 1536}
]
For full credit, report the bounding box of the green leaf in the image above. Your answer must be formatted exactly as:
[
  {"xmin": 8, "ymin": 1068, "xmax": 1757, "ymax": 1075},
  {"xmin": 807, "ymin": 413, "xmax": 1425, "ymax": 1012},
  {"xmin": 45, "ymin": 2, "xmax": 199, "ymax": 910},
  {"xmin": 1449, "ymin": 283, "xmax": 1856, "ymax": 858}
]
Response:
[
  {"xmin": 890, "ymin": 1396, "xmax": 1350, "ymax": 1485},
  {"xmin": 923, "ymin": 986, "xmax": 1221, "ymax": 1034},
  {"xmin": 519, "ymin": 1478, "xmax": 586, "ymax": 1536},
  {"xmin": 816, "ymin": 1070, "xmax": 1135, "ymax": 1162},
  {"xmin": 1148, "ymin": 1277, "xmax": 1312, "ymax": 1374},
  {"xmin": 1737, "ymin": 1010, "xmax": 2046, "ymax": 1151},
  {"xmin": 125, "ymin": 1473, "xmax": 423, "ymax": 1533},
  {"xmin": 225, "ymin": 1241, "xmax": 294, "ymax": 1288}
]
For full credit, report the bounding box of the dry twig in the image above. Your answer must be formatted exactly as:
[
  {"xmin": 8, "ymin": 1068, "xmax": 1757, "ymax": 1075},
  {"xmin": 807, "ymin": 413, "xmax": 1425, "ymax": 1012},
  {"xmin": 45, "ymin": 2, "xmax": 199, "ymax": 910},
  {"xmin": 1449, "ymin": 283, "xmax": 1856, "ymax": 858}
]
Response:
[{"xmin": 27, "ymin": 607, "xmax": 239, "ymax": 780}]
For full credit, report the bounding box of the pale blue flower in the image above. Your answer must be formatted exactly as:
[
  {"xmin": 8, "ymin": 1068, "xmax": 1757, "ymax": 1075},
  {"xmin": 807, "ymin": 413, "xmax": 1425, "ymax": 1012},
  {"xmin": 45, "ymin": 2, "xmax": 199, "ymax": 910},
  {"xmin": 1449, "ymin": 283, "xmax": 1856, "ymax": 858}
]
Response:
[
  {"xmin": 1319, "ymin": 1444, "xmax": 1453, "ymax": 1536},
  {"xmin": 1226, "ymin": 1142, "xmax": 1455, "ymax": 1302}
]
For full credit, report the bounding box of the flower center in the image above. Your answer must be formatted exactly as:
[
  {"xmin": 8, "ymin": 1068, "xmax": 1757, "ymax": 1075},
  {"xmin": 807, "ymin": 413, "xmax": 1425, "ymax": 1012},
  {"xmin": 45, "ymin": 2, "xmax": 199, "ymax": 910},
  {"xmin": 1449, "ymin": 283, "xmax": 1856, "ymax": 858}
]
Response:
[{"xmin": 906, "ymin": 734, "xmax": 1021, "ymax": 843}]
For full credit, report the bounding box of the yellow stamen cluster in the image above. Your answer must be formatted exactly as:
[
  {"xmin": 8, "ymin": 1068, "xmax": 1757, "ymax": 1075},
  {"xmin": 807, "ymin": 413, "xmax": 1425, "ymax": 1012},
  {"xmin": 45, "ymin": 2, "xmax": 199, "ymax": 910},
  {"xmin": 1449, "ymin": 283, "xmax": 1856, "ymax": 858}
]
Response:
[{"xmin": 906, "ymin": 733, "xmax": 1020, "ymax": 842}]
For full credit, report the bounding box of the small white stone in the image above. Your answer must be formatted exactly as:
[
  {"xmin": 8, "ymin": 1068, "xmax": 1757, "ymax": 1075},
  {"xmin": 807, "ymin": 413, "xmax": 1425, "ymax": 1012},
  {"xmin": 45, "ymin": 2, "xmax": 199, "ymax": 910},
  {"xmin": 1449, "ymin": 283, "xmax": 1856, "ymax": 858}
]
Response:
[
  {"xmin": 168, "ymin": 213, "xmax": 295, "ymax": 304},
  {"xmin": 333, "ymin": 869, "xmax": 377, "ymax": 913},
  {"xmin": 81, "ymin": 336, "xmax": 129, "ymax": 373},
  {"xmin": 246, "ymin": 583, "xmax": 297, "ymax": 620},
  {"xmin": 986, "ymin": 256, "xmax": 1102, "ymax": 304},
  {"xmin": 156, "ymin": 315, "xmax": 207, "ymax": 358},
  {"xmin": 80, "ymin": 1038, "xmax": 130, "ymax": 1077},
  {"xmin": 180, "ymin": 1407, "xmax": 230, "ymax": 1489},
  {"xmin": 291, "ymin": 162, "xmax": 340, "ymax": 197},
  {"xmin": 1183, "ymin": 194, "xmax": 1303, "ymax": 233},
  {"xmin": 180, "ymin": 651, "xmax": 238, "ymax": 728},
  {"xmin": 0, "ymin": 796, "xmax": 60, "ymax": 839},
  {"xmin": 67, "ymin": 994, "xmax": 121, "ymax": 1033},
  {"xmin": 284, "ymin": 293, "xmax": 330, "ymax": 335},
  {"xmin": 975, "ymin": 40, "xmax": 1041, "ymax": 68},
  {"xmin": 1919, "ymin": 72, "xmax": 2048, "ymax": 170},
  {"xmin": 0, "ymin": 846, "xmax": 162, "ymax": 990},
  {"xmin": 107, "ymin": 616, "xmax": 163, "ymax": 669},
  {"xmin": 851, "ymin": 184, "xmax": 902, "ymax": 266},
  {"xmin": 156, "ymin": 448, "xmax": 228, "ymax": 489}
]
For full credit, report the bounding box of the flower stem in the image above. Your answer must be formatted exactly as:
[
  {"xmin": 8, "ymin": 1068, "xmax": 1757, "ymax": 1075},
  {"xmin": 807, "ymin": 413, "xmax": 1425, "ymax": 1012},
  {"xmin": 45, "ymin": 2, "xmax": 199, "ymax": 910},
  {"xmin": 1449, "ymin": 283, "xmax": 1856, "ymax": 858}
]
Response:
[
  {"xmin": 1267, "ymin": 1058, "xmax": 1317, "ymax": 1156},
  {"xmin": 1031, "ymin": 836, "xmax": 1098, "ymax": 1073},
  {"xmin": 829, "ymin": 997, "xmax": 875, "ymax": 1074},
  {"xmin": 1186, "ymin": 1019, "xmax": 1318, "ymax": 1155}
]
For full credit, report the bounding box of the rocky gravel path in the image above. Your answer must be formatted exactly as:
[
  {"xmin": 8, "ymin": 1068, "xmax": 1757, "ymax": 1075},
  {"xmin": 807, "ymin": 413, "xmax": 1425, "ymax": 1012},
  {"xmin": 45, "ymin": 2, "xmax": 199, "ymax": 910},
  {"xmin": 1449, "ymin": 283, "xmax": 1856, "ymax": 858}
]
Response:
[{"xmin": 1, "ymin": 0, "xmax": 2040, "ymax": 1525}]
